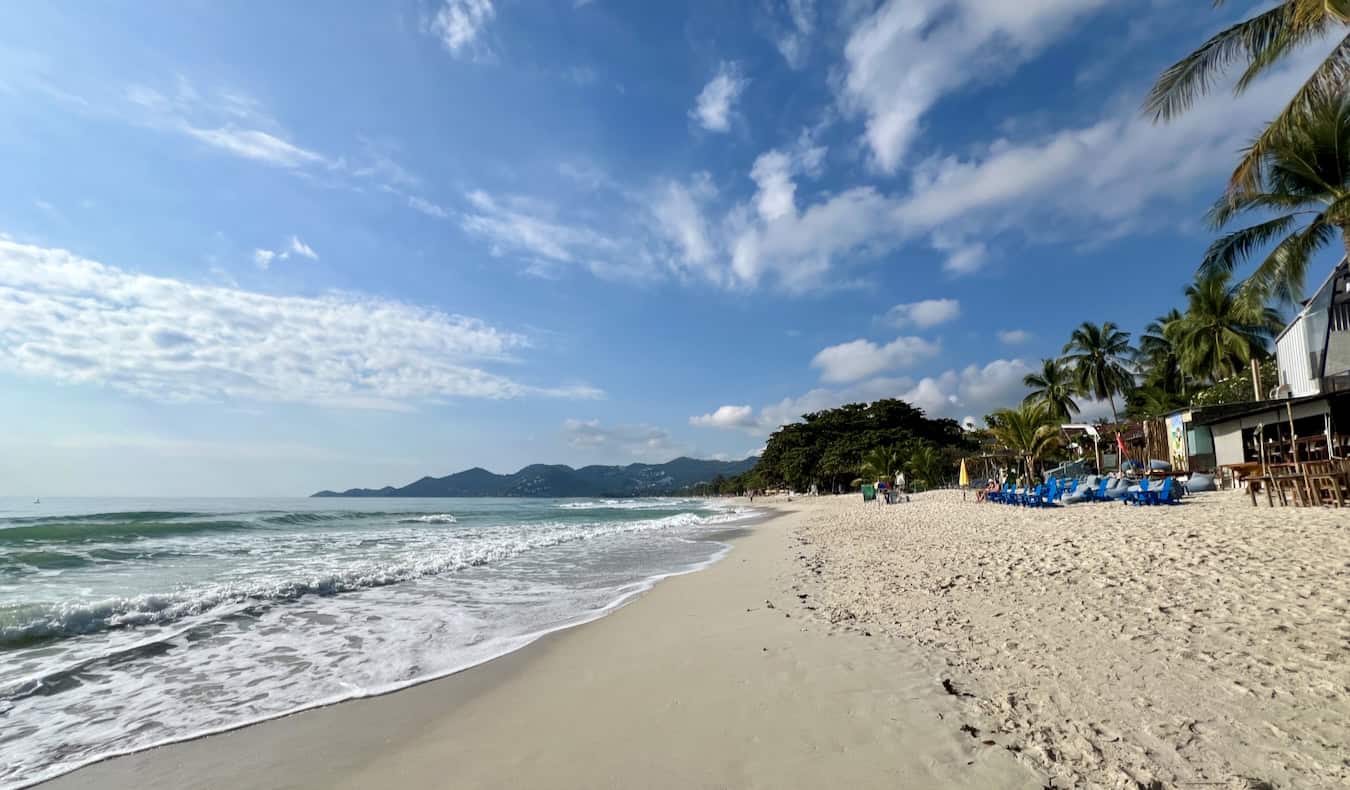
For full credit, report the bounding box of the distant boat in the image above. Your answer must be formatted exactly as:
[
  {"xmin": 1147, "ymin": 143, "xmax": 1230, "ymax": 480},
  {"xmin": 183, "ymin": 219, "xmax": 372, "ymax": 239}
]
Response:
[{"xmin": 32, "ymin": 498, "xmax": 39, "ymax": 504}]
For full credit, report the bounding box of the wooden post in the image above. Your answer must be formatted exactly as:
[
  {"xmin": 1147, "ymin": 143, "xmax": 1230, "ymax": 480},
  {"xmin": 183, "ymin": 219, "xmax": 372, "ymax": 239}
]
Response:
[{"xmin": 1251, "ymin": 357, "xmax": 1262, "ymax": 402}]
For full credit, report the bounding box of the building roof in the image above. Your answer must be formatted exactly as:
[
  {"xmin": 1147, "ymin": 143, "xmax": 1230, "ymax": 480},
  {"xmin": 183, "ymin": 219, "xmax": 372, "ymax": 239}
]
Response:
[
  {"xmin": 1275, "ymin": 257, "xmax": 1349, "ymax": 343},
  {"xmin": 1184, "ymin": 390, "xmax": 1350, "ymax": 427}
]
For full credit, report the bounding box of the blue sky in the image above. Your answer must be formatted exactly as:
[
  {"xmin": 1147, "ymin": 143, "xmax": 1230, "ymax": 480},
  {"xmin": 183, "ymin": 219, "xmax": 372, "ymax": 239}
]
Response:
[{"xmin": 0, "ymin": 0, "xmax": 1338, "ymax": 496}]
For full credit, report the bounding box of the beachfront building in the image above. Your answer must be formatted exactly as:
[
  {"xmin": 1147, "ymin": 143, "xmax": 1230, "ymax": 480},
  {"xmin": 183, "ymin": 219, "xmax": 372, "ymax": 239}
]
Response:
[
  {"xmin": 1274, "ymin": 258, "xmax": 1350, "ymax": 397},
  {"xmin": 1178, "ymin": 260, "xmax": 1350, "ymax": 474}
]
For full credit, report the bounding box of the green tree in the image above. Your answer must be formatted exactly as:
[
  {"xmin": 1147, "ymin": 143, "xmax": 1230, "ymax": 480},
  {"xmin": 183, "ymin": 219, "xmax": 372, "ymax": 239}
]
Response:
[
  {"xmin": 1125, "ymin": 383, "xmax": 1187, "ymax": 419},
  {"xmin": 858, "ymin": 446, "xmax": 901, "ymax": 484},
  {"xmin": 1172, "ymin": 272, "xmax": 1283, "ymax": 383},
  {"xmin": 905, "ymin": 442, "xmax": 946, "ymax": 489},
  {"xmin": 1061, "ymin": 321, "xmax": 1135, "ymax": 423},
  {"xmin": 1022, "ymin": 358, "xmax": 1079, "ymax": 422},
  {"xmin": 1144, "ymin": 1, "xmax": 1350, "ymax": 194},
  {"xmin": 1136, "ymin": 308, "xmax": 1187, "ymax": 396},
  {"xmin": 1199, "ymin": 86, "xmax": 1350, "ymax": 303},
  {"xmin": 987, "ymin": 402, "xmax": 1061, "ymax": 482}
]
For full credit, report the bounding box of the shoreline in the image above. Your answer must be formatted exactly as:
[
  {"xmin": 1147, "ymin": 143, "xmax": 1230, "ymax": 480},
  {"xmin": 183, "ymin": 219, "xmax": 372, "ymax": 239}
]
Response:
[
  {"xmin": 36, "ymin": 500, "xmax": 1040, "ymax": 790},
  {"xmin": 20, "ymin": 510, "xmax": 762, "ymax": 790}
]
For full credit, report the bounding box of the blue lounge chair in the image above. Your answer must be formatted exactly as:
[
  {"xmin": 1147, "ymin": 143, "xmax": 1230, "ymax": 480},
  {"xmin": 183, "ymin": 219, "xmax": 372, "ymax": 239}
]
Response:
[
  {"xmin": 1080, "ymin": 478, "xmax": 1109, "ymax": 502},
  {"xmin": 1143, "ymin": 477, "xmax": 1178, "ymax": 506},
  {"xmin": 1124, "ymin": 478, "xmax": 1154, "ymax": 505}
]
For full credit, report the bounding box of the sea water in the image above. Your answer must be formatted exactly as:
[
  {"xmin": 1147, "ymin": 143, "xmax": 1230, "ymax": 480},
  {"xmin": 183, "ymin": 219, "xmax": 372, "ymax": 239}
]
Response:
[{"xmin": 0, "ymin": 497, "xmax": 756, "ymax": 787}]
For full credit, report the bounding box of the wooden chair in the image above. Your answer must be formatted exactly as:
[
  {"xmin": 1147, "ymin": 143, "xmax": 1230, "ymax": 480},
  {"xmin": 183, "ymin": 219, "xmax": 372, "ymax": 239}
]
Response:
[
  {"xmin": 1304, "ymin": 462, "xmax": 1344, "ymax": 507},
  {"xmin": 1270, "ymin": 466, "xmax": 1309, "ymax": 507}
]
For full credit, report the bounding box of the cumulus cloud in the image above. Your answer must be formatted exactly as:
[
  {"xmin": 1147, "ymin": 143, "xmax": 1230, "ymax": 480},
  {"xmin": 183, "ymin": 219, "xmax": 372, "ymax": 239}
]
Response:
[
  {"xmin": 997, "ymin": 329, "xmax": 1032, "ymax": 345},
  {"xmin": 430, "ymin": 0, "xmax": 496, "ymax": 59},
  {"xmin": 840, "ymin": 0, "xmax": 1110, "ymax": 172},
  {"xmin": 692, "ymin": 356, "xmax": 1040, "ymax": 439},
  {"xmin": 562, "ymin": 418, "xmax": 687, "ymax": 462},
  {"xmin": 811, "ymin": 336, "xmax": 939, "ymax": 383},
  {"xmin": 0, "ymin": 239, "xmax": 599, "ymax": 409},
  {"xmin": 882, "ymin": 298, "xmax": 959, "ymax": 328},
  {"xmin": 900, "ymin": 358, "xmax": 1033, "ymax": 423},
  {"xmin": 688, "ymin": 404, "xmax": 757, "ymax": 431},
  {"xmin": 691, "ymin": 62, "xmax": 747, "ymax": 132}
]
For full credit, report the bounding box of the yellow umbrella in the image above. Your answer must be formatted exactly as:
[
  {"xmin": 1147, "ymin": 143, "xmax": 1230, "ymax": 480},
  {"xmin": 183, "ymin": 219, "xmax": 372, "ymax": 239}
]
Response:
[{"xmin": 958, "ymin": 458, "xmax": 969, "ymax": 487}]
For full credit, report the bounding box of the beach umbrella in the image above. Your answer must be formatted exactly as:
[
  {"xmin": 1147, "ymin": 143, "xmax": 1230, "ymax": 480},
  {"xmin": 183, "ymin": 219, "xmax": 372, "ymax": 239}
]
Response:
[{"xmin": 958, "ymin": 458, "xmax": 969, "ymax": 500}]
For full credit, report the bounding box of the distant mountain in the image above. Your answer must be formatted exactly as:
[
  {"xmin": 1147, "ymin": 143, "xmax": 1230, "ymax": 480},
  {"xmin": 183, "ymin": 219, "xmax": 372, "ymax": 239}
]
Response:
[{"xmin": 311, "ymin": 456, "xmax": 758, "ymax": 498}]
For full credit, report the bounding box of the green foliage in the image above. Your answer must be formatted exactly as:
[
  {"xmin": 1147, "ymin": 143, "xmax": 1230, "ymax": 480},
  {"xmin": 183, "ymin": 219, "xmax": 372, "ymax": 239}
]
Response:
[
  {"xmin": 1199, "ymin": 85, "xmax": 1350, "ymax": 304},
  {"xmin": 1171, "ymin": 271, "xmax": 1284, "ymax": 382},
  {"xmin": 1061, "ymin": 321, "xmax": 1135, "ymax": 422},
  {"xmin": 1145, "ymin": 1, "xmax": 1350, "ymax": 194},
  {"xmin": 1192, "ymin": 358, "xmax": 1279, "ymax": 406},
  {"xmin": 750, "ymin": 399, "xmax": 971, "ymax": 492},
  {"xmin": 904, "ymin": 443, "xmax": 947, "ymax": 489},
  {"xmin": 1022, "ymin": 358, "xmax": 1079, "ymax": 422},
  {"xmin": 987, "ymin": 402, "xmax": 1062, "ymax": 480}
]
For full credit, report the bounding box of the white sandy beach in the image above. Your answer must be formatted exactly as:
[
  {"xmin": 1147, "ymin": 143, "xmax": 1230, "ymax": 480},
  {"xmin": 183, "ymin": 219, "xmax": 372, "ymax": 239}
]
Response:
[{"xmin": 36, "ymin": 492, "xmax": 1349, "ymax": 789}]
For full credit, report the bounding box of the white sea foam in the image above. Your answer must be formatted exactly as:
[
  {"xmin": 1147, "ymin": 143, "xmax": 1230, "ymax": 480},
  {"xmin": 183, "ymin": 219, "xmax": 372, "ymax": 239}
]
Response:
[
  {"xmin": 0, "ymin": 497, "xmax": 761, "ymax": 789},
  {"xmin": 397, "ymin": 514, "xmax": 457, "ymax": 524}
]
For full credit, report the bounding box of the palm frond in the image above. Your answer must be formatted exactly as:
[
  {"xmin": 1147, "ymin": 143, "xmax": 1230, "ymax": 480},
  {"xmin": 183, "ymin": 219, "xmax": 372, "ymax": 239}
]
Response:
[
  {"xmin": 1199, "ymin": 214, "xmax": 1301, "ymax": 279},
  {"xmin": 1241, "ymin": 217, "xmax": 1336, "ymax": 303},
  {"xmin": 1228, "ymin": 34, "xmax": 1350, "ymax": 193},
  {"xmin": 1144, "ymin": 4, "xmax": 1319, "ymax": 122}
]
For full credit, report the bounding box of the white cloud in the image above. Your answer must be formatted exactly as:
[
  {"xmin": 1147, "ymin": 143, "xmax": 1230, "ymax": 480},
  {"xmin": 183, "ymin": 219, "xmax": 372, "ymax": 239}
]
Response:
[
  {"xmin": 461, "ymin": 189, "xmax": 629, "ymax": 274},
  {"xmin": 691, "ymin": 62, "xmax": 747, "ymax": 133},
  {"xmin": 883, "ymin": 298, "xmax": 959, "ymax": 328},
  {"xmin": 0, "ymin": 239, "xmax": 599, "ymax": 409},
  {"xmin": 771, "ymin": 0, "xmax": 816, "ymax": 69},
  {"xmin": 893, "ymin": 37, "xmax": 1341, "ymax": 243},
  {"xmin": 182, "ymin": 126, "xmax": 324, "ymax": 169},
  {"xmin": 729, "ymin": 185, "xmax": 898, "ymax": 290},
  {"xmin": 997, "ymin": 329, "xmax": 1032, "ymax": 345},
  {"xmin": 750, "ymin": 150, "xmax": 797, "ymax": 222},
  {"xmin": 652, "ymin": 175, "xmax": 719, "ymax": 280},
  {"xmin": 840, "ymin": 0, "xmax": 1110, "ymax": 172},
  {"xmin": 430, "ymin": 0, "xmax": 496, "ymax": 58},
  {"xmin": 811, "ymin": 336, "xmax": 939, "ymax": 383},
  {"xmin": 408, "ymin": 195, "xmax": 450, "ymax": 219},
  {"xmin": 562, "ymin": 418, "xmax": 687, "ymax": 462},
  {"xmin": 901, "ymin": 358, "xmax": 1033, "ymax": 422},
  {"xmin": 252, "ymin": 236, "xmax": 317, "ymax": 268},
  {"xmin": 287, "ymin": 236, "xmax": 318, "ymax": 260},
  {"xmin": 689, "ymin": 404, "xmax": 757, "ymax": 431}
]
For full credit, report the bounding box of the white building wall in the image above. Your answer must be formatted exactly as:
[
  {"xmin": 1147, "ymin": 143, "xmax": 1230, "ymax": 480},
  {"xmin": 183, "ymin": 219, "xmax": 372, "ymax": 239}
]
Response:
[{"xmin": 1276, "ymin": 316, "xmax": 1317, "ymax": 397}]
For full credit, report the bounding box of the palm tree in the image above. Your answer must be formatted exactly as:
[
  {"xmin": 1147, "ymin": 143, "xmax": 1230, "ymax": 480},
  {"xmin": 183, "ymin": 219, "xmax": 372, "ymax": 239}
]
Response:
[
  {"xmin": 905, "ymin": 443, "xmax": 945, "ymax": 489},
  {"xmin": 987, "ymin": 402, "xmax": 1061, "ymax": 482},
  {"xmin": 1171, "ymin": 271, "xmax": 1284, "ymax": 383},
  {"xmin": 858, "ymin": 446, "xmax": 900, "ymax": 485},
  {"xmin": 1061, "ymin": 322, "xmax": 1134, "ymax": 423},
  {"xmin": 1199, "ymin": 86, "xmax": 1350, "ymax": 304},
  {"xmin": 1136, "ymin": 308, "xmax": 1187, "ymax": 396},
  {"xmin": 1144, "ymin": 1, "xmax": 1350, "ymax": 194},
  {"xmin": 1022, "ymin": 358, "xmax": 1079, "ymax": 422}
]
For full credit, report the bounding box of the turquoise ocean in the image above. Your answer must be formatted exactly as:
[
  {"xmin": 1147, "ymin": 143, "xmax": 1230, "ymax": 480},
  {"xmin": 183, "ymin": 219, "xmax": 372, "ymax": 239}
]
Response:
[{"xmin": 0, "ymin": 496, "xmax": 756, "ymax": 787}]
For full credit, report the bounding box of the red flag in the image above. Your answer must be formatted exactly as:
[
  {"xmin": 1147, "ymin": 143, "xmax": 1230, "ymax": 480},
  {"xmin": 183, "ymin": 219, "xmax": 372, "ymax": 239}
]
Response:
[{"xmin": 1115, "ymin": 432, "xmax": 1128, "ymax": 465}]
